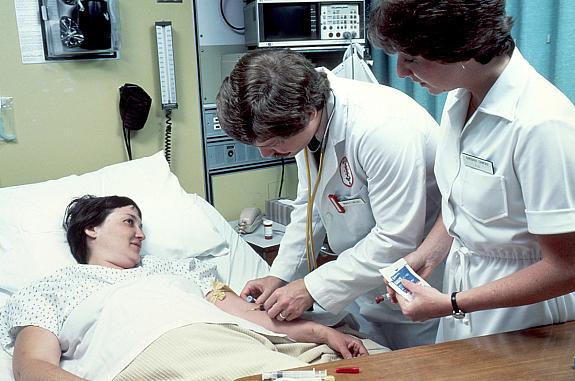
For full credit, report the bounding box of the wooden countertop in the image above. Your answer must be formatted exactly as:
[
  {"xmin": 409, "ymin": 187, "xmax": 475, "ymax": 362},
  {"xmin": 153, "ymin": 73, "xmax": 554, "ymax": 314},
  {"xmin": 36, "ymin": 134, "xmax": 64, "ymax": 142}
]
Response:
[{"xmin": 236, "ymin": 321, "xmax": 575, "ymax": 380}]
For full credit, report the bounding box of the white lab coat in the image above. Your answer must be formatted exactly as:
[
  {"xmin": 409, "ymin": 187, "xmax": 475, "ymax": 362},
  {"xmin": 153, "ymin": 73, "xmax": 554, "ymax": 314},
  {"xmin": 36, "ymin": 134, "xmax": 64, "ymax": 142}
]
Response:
[
  {"xmin": 269, "ymin": 69, "xmax": 442, "ymax": 348},
  {"xmin": 435, "ymin": 49, "xmax": 575, "ymax": 342}
]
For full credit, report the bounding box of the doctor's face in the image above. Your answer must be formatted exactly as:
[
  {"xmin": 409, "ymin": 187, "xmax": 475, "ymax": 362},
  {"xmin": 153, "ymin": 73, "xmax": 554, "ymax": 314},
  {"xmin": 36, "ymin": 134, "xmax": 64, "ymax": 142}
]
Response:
[
  {"xmin": 396, "ymin": 53, "xmax": 465, "ymax": 95},
  {"xmin": 255, "ymin": 109, "xmax": 321, "ymax": 158},
  {"xmin": 85, "ymin": 205, "xmax": 145, "ymax": 269}
]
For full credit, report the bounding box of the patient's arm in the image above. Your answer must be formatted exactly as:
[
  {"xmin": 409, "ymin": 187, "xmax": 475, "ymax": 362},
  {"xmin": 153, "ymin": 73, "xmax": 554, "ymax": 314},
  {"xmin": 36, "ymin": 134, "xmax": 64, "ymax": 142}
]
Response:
[
  {"xmin": 210, "ymin": 292, "xmax": 368, "ymax": 359},
  {"xmin": 12, "ymin": 326, "xmax": 86, "ymax": 381},
  {"xmin": 13, "ymin": 327, "xmax": 149, "ymax": 381}
]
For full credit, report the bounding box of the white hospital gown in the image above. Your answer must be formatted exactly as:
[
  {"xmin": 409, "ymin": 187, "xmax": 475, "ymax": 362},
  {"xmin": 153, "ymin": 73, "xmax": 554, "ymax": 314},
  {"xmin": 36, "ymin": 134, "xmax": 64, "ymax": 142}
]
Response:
[{"xmin": 0, "ymin": 256, "xmax": 217, "ymax": 353}]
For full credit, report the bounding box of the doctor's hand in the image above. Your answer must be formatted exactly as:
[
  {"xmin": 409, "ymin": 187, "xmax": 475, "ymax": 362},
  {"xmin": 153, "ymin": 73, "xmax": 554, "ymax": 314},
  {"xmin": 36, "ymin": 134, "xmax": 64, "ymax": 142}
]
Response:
[
  {"xmin": 396, "ymin": 279, "xmax": 451, "ymax": 322},
  {"xmin": 240, "ymin": 276, "xmax": 286, "ymax": 304},
  {"xmin": 264, "ymin": 279, "xmax": 314, "ymax": 321}
]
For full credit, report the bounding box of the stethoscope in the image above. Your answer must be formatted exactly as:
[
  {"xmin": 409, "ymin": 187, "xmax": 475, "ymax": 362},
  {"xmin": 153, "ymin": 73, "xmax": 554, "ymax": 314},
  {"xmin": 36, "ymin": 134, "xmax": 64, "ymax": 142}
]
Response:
[{"xmin": 303, "ymin": 90, "xmax": 336, "ymax": 273}]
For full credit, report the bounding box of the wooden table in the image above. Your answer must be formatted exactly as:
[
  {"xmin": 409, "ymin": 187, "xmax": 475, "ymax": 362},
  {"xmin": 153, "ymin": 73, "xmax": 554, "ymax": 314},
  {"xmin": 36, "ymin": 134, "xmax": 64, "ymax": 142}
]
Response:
[{"xmin": 236, "ymin": 321, "xmax": 575, "ymax": 380}]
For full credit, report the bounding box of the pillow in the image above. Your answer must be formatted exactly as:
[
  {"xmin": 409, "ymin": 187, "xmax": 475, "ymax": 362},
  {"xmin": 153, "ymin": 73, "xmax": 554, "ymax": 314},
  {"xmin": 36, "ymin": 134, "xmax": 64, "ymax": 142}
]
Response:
[{"xmin": 0, "ymin": 151, "xmax": 228, "ymax": 302}]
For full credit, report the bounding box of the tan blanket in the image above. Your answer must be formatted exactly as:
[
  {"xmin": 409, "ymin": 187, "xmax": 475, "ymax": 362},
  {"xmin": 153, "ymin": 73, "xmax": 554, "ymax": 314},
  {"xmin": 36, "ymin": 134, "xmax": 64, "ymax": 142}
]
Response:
[{"xmin": 113, "ymin": 323, "xmax": 388, "ymax": 381}]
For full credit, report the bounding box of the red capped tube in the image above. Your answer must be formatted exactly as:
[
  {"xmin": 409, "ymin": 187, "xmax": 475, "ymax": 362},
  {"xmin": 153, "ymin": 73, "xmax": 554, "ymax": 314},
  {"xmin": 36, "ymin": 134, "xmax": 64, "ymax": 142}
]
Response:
[{"xmin": 336, "ymin": 367, "xmax": 360, "ymax": 374}]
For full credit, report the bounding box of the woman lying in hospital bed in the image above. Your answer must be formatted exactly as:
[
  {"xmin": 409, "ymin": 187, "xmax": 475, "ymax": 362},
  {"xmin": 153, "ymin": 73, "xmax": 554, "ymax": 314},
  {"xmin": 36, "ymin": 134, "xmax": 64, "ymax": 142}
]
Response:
[
  {"xmin": 1, "ymin": 194, "xmax": 366, "ymax": 381},
  {"xmin": 0, "ymin": 152, "xmax": 386, "ymax": 381}
]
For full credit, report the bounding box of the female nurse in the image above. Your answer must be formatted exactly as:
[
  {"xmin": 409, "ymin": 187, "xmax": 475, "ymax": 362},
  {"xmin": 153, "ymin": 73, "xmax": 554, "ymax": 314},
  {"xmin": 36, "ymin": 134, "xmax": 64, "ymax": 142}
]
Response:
[{"xmin": 368, "ymin": 0, "xmax": 575, "ymax": 342}]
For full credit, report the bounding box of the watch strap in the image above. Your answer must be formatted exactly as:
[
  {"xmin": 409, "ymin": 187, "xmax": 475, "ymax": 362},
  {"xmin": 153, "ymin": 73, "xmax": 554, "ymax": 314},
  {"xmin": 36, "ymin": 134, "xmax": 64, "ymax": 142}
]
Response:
[{"xmin": 451, "ymin": 291, "xmax": 466, "ymax": 319}]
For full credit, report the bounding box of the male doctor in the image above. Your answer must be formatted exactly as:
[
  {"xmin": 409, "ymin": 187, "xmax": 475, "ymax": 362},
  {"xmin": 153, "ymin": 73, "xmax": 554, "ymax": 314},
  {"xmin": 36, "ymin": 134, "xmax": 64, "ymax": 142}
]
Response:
[{"xmin": 216, "ymin": 48, "xmax": 442, "ymax": 349}]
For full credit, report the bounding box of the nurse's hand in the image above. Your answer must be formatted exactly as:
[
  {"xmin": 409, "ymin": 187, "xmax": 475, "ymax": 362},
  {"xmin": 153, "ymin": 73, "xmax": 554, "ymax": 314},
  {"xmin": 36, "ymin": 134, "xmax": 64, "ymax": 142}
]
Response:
[
  {"xmin": 264, "ymin": 279, "xmax": 314, "ymax": 321},
  {"xmin": 385, "ymin": 248, "xmax": 445, "ymax": 304},
  {"xmin": 395, "ymin": 279, "xmax": 451, "ymax": 322},
  {"xmin": 383, "ymin": 213, "xmax": 452, "ymax": 306},
  {"xmin": 381, "ymin": 252, "xmax": 428, "ymax": 305},
  {"xmin": 240, "ymin": 276, "xmax": 286, "ymax": 304}
]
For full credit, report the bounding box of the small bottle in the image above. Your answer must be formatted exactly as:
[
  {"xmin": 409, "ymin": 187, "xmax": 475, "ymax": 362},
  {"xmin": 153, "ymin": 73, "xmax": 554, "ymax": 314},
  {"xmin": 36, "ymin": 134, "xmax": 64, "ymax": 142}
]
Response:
[{"xmin": 263, "ymin": 219, "xmax": 273, "ymax": 240}]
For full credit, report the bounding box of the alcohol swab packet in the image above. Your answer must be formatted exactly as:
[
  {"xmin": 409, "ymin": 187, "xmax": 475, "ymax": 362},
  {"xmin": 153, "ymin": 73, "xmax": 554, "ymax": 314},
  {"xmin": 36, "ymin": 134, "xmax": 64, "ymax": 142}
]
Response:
[{"xmin": 379, "ymin": 258, "xmax": 430, "ymax": 301}]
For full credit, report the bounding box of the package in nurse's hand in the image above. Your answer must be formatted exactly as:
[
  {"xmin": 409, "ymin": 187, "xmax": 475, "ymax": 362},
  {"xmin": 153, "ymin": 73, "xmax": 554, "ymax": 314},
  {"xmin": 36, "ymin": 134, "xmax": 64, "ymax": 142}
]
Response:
[{"xmin": 379, "ymin": 258, "xmax": 430, "ymax": 301}]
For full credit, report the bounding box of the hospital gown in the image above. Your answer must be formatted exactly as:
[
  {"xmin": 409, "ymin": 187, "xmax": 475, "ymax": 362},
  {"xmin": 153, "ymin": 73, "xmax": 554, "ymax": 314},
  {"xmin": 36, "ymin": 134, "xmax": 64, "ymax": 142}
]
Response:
[{"xmin": 0, "ymin": 256, "xmax": 217, "ymax": 353}]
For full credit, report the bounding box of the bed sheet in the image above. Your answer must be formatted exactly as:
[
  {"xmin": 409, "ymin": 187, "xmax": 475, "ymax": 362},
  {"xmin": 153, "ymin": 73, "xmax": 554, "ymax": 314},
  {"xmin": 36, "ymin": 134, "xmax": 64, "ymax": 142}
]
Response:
[
  {"xmin": 112, "ymin": 323, "xmax": 389, "ymax": 381},
  {"xmin": 60, "ymin": 275, "xmax": 288, "ymax": 381},
  {"xmin": 57, "ymin": 274, "xmax": 385, "ymax": 381}
]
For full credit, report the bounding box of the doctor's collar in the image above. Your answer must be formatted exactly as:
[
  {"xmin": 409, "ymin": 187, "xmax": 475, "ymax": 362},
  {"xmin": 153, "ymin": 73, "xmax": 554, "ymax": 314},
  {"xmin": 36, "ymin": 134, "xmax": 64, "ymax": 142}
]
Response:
[{"xmin": 308, "ymin": 90, "xmax": 336, "ymax": 153}]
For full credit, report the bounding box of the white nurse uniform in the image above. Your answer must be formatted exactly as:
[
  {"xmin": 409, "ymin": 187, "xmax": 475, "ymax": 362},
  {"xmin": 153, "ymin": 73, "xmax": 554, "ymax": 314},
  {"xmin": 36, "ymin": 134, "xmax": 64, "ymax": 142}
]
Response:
[{"xmin": 435, "ymin": 49, "xmax": 575, "ymax": 342}]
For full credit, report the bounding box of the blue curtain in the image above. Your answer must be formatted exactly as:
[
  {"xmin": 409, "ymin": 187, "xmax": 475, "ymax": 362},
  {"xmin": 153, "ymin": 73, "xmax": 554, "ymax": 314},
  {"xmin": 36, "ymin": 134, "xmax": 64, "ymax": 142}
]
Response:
[{"xmin": 372, "ymin": 1, "xmax": 575, "ymax": 121}]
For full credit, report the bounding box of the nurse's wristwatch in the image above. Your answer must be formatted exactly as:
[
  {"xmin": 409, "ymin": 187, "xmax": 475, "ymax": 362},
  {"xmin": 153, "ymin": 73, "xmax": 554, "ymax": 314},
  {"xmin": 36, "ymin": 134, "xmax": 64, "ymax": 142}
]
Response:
[{"xmin": 451, "ymin": 292, "xmax": 466, "ymax": 319}]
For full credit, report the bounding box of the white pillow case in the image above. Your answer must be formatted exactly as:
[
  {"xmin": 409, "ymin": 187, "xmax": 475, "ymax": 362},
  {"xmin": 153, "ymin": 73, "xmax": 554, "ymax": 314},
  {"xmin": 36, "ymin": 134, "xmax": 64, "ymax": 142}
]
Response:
[{"xmin": 0, "ymin": 151, "xmax": 228, "ymax": 302}]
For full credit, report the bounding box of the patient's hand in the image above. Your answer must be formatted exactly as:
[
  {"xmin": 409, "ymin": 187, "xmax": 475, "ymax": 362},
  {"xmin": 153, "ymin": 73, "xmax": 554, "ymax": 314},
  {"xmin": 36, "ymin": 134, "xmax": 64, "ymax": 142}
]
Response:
[
  {"xmin": 321, "ymin": 328, "xmax": 368, "ymax": 359},
  {"xmin": 240, "ymin": 275, "xmax": 286, "ymax": 303},
  {"xmin": 213, "ymin": 292, "xmax": 368, "ymax": 359}
]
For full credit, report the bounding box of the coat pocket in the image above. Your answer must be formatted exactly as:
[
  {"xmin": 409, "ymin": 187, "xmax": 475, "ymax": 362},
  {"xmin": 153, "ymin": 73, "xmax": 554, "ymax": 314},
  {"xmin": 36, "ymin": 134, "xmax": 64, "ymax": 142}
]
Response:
[
  {"xmin": 460, "ymin": 168, "xmax": 508, "ymax": 224},
  {"xmin": 341, "ymin": 188, "xmax": 374, "ymax": 238},
  {"xmin": 325, "ymin": 186, "xmax": 375, "ymax": 253}
]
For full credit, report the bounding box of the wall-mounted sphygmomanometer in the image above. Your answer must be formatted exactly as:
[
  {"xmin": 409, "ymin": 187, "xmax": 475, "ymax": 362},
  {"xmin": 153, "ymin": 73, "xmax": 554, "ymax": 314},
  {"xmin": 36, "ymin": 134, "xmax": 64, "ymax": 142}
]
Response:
[
  {"xmin": 38, "ymin": 0, "xmax": 120, "ymax": 60},
  {"xmin": 155, "ymin": 21, "xmax": 178, "ymax": 165}
]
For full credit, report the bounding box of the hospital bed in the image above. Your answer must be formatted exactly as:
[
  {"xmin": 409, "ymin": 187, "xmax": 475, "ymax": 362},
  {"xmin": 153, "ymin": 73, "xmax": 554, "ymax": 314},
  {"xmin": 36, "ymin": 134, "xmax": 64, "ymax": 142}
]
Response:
[{"xmin": 0, "ymin": 151, "xmax": 386, "ymax": 381}]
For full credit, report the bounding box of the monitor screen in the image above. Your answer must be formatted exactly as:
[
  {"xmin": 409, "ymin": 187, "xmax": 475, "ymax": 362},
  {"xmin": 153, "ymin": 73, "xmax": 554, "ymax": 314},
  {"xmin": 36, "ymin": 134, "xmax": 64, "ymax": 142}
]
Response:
[{"xmin": 262, "ymin": 5, "xmax": 313, "ymax": 41}]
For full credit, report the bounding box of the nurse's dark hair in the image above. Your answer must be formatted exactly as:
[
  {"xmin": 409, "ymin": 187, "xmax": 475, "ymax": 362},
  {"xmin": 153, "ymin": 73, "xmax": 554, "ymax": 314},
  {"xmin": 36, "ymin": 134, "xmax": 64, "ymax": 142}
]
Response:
[
  {"xmin": 216, "ymin": 48, "xmax": 330, "ymax": 144},
  {"xmin": 63, "ymin": 195, "xmax": 142, "ymax": 264},
  {"xmin": 368, "ymin": 0, "xmax": 515, "ymax": 64}
]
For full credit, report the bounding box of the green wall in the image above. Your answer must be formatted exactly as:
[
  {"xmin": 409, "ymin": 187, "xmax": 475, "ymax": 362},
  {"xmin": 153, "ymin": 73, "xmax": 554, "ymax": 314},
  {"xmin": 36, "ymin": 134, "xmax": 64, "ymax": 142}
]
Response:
[
  {"xmin": 0, "ymin": 1, "xmax": 203, "ymax": 193},
  {"xmin": 0, "ymin": 1, "xmax": 298, "ymax": 220},
  {"xmin": 213, "ymin": 166, "xmax": 298, "ymax": 221}
]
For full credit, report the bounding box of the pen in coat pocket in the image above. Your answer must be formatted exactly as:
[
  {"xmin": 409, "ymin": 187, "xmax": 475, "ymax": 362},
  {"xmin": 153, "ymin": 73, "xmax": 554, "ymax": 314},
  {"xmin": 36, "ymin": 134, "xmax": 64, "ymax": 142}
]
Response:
[{"xmin": 328, "ymin": 194, "xmax": 345, "ymax": 213}]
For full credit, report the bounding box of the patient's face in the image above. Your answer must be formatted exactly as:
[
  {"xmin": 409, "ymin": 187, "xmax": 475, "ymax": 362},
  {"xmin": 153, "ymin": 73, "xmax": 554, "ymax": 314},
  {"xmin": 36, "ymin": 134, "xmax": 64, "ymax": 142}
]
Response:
[{"xmin": 86, "ymin": 205, "xmax": 145, "ymax": 269}]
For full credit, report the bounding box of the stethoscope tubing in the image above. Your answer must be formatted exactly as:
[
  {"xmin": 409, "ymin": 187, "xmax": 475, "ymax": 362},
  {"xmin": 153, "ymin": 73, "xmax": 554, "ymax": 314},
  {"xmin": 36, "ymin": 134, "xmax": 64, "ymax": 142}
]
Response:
[{"xmin": 304, "ymin": 91, "xmax": 336, "ymax": 272}]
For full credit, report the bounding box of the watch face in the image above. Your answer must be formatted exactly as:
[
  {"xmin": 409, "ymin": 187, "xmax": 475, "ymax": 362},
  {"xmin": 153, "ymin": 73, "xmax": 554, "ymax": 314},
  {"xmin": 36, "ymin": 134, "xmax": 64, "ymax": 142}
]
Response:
[{"xmin": 453, "ymin": 311, "xmax": 466, "ymax": 319}]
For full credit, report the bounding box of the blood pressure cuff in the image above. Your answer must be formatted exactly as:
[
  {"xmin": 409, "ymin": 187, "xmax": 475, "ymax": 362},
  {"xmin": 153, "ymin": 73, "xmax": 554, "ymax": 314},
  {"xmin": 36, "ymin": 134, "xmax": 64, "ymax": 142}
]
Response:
[{"xmin": 119, "ymin": 83, "xmax": 152, "ymax": 131}]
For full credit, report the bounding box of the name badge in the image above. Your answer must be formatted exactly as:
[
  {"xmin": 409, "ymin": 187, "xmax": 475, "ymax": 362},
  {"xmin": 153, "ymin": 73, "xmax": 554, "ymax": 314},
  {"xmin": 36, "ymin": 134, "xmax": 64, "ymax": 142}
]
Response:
[{"xmin": 461, "ymin": 153, "xmax": 494, "ymax": 174}]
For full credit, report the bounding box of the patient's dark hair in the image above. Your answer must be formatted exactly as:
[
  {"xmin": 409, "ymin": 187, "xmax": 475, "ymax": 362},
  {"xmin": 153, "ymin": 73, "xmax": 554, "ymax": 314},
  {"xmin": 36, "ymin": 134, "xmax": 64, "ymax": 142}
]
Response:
[{"xmin": 63, "ymin": 195, "xmax": 142, "ymax": 264}]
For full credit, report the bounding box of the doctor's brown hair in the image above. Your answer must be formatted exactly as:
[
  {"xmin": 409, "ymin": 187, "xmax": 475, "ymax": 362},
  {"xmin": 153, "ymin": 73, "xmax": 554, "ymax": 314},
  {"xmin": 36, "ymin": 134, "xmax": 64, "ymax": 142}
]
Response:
[
  {"xmin": 368, "ymin": 0, "xmax": 515, "ymax": 64},
  {"xmin": 63, "ymin": 195, "xmax": 142, "ymax": 264},
  {"xmin": 216, "ymin": 48, "xmax": 330, "ymax": 145}
]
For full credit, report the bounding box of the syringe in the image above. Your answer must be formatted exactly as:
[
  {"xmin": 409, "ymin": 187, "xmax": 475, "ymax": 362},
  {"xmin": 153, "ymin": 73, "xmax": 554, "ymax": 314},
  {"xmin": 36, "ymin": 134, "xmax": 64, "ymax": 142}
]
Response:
[{"xmin": 261, "ymin": 369, "xmax": 327, "ymax": 380}]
